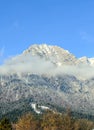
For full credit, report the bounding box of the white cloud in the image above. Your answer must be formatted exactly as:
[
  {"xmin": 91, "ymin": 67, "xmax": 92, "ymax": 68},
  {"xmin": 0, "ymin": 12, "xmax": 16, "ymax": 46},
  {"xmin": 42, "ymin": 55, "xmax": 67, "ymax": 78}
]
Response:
[{"xmin": 0, "ymin": 53, "xmax": 94, "ymax": 79}]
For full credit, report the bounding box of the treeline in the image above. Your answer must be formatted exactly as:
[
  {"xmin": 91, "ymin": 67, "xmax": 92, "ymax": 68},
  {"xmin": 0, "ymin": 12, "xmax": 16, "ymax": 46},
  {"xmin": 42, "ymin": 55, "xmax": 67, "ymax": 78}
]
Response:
[{"xmin": 0, "ymin": 110, "xmax": 94, "ymax": 130}]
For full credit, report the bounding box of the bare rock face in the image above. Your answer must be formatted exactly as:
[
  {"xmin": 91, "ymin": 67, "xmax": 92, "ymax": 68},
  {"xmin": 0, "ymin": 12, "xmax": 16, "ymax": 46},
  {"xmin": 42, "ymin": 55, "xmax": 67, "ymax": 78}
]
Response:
[{"xmin": 0, "ymin": 44, "xmax": 94, "ymax": 116}]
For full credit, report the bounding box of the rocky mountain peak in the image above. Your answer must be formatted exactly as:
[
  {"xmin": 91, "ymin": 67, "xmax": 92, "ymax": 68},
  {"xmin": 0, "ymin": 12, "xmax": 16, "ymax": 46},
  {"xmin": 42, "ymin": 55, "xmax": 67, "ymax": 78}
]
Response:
[
  {"xmin": 23, "ymin": 44, "xmax": 77, "ymax": 66},
  {"xmin": 23, "ymin": 44, "xmax": 70, "ymax": 55}
]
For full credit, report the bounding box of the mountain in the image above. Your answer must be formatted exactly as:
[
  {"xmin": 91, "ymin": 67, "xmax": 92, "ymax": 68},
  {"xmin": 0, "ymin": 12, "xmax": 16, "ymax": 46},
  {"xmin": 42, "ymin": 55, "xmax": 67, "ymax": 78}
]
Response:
[{"xmin": 0, "ymin": 44, "xmax": 94, "ymax": 119}]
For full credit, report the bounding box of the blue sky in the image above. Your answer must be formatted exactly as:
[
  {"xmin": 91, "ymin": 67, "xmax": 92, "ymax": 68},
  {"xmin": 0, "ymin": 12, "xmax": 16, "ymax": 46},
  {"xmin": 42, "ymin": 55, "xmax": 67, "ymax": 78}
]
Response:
[{"xmin": 0, "ymin": 0, "xmax": 94, "ymax": 64}]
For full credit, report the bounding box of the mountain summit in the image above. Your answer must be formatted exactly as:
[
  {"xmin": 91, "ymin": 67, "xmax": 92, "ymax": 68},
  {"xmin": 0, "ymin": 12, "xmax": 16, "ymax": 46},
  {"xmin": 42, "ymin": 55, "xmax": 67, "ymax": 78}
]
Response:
[
  {"xmin": 22, "ymin": 44, "xmax": 77, "ymax": 66},
  {"xmin": 22, "ymin": 44, "xmax": 94, "ymax": 66},
  {"xmin": 5, "ymin": 44, "xmax": 94, "ymax": 68}
]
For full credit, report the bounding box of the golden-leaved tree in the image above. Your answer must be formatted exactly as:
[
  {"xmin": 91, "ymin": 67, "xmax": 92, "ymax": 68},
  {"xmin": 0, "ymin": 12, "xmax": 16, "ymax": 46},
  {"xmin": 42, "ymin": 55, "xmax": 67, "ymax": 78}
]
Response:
[
  {"xmin": 15, "ymin": 113, "xmax": 37, "ymax": 130},
  {"xmin": 41, "ymin": 110, "xmax": 64, "ymax": 130}
]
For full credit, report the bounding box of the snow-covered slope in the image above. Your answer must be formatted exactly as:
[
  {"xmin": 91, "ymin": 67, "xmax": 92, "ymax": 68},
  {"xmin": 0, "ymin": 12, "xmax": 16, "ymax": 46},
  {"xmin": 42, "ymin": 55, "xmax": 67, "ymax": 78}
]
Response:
[{"xmin": 88, "ymin": 58, "xmax": 94, "ymax": 66}]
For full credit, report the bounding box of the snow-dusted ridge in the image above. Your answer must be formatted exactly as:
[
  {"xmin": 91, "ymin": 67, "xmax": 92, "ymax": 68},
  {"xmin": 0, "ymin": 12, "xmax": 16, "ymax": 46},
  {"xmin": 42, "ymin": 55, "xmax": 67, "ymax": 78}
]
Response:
[
  {"xmin": 2, "ymin": 44, "xmax": 94, "ymax": 69},
  {"xmin": 23, "ymin": 44, "xmax": 94, "ymax": 66}
]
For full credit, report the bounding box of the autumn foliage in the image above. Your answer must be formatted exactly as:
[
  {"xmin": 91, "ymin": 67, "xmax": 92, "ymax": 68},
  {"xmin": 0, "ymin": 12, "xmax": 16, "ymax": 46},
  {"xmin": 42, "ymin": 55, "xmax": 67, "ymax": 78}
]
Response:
[
  {"xmin": 0, "ymin": 110, "xmax": 94, "ymax": 130},
  {"xmin": 14, "ymin": 110, "xmax": 94, "ymax": 130}
]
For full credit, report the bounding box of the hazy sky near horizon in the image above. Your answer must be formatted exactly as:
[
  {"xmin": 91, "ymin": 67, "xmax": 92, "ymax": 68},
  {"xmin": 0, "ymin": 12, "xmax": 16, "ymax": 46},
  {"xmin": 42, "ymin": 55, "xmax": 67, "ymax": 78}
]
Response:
[{"xmin": 0, "ymin": 0, "xmax": 94, "ymax": 64}]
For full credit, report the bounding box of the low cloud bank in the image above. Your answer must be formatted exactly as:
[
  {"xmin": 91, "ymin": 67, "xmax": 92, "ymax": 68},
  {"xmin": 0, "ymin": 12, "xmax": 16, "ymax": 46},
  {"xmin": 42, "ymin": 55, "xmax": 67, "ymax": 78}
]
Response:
[{"xmin": 0, "ymin": 54, "xmax": 94, "ymax": 79}]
